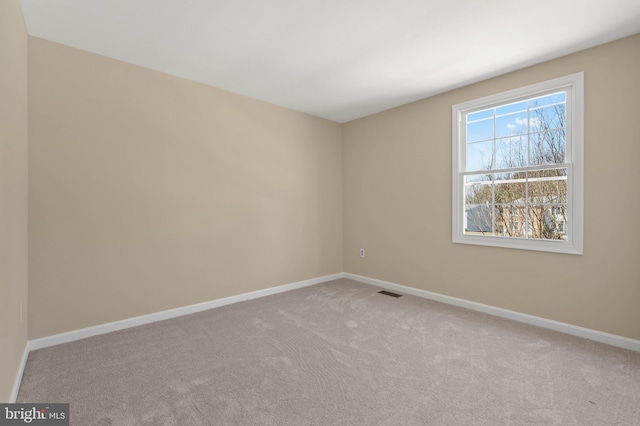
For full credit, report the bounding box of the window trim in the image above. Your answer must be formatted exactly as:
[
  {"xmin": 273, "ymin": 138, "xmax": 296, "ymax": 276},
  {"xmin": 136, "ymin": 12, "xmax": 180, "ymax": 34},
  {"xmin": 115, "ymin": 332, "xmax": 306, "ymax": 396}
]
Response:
[{"xmin": 452, "ymin": 73, "xmax": 584, "ymax": 255}]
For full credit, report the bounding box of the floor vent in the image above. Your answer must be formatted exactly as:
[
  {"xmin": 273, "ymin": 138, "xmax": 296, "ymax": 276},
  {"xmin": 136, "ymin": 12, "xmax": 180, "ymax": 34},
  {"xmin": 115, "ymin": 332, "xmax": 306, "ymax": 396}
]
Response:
[{"xmin": 377, "ymin": 290, "xmax": 402, "ymax": 298}]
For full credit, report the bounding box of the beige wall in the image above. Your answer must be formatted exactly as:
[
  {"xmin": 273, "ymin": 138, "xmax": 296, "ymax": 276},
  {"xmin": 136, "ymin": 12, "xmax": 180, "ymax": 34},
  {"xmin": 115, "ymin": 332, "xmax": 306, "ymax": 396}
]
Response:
[
  {"xmin": 28, "ymin": 38, "xmax": 343, "ymax": 339},
  {"xmin": 343, "ymin": 34, "xmax": 640, "ymax": 341},
  {"xmin": 18, "ymin": 23, "xmax": 640, "ymax": 346},
  {"xmin": 0, "ymin": 0, "xmax": 29, "ymax": 402}
]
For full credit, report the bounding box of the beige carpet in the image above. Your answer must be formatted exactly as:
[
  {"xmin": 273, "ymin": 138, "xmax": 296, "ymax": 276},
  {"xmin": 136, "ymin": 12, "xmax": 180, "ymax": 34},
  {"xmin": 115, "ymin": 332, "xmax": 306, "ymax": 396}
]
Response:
[{"xmin": 17, "ymin": 278, "xmax": 640, "ymax": 425}]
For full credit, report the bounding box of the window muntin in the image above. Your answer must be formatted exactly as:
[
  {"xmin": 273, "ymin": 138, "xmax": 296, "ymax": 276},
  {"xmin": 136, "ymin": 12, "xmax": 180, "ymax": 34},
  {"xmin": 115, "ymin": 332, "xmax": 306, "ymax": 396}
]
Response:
[{"xmin": 452, "ymin": 73, "xmax": 583, "ymax": 254}]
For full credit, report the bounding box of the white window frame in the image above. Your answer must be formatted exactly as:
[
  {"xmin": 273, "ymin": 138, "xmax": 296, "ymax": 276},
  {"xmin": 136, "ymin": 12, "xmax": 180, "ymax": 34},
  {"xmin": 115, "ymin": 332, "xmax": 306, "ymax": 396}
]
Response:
[{"xmin": 452, "ymin": 73, "xmax": 584, "ymax": 254}]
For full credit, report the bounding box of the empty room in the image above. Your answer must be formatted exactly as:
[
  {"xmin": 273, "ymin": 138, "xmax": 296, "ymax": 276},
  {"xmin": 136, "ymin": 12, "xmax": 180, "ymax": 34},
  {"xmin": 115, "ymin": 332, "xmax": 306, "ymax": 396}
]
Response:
[{"xmin": 2, "ymin": 0, "xmax": 640, "ymax": 424}]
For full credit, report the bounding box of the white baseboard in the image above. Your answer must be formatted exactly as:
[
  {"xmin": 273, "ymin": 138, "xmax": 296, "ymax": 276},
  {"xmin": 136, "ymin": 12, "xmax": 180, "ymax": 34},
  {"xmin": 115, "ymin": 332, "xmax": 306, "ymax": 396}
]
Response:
[
  {"xmin": 10, "ymin": 343, "xmax": 30, "ymax": 403},
  {"xmin": 345, "ymin": 273, "xmax": 640, "ymax": 352},
  {"xmin": 21, "ymin": 270, "xmax": 639, "ymax": 386},
  {"xmin": 29, "ymin": 273, "xmax": 345, "ymax": 351}
]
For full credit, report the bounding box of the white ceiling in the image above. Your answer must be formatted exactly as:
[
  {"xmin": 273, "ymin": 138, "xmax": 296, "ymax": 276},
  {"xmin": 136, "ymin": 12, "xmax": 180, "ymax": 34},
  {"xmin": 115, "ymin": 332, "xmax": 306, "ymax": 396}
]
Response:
[{"xmin": 19, "ymin": 0, "xmax": 640, "ymax": 123}]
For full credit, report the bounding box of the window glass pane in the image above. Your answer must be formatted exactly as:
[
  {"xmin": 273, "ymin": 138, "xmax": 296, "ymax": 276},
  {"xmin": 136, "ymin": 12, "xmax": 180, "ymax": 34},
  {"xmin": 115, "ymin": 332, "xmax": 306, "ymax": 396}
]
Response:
[
  {"xmin": 464, "ymin": 205, "xmax": 493, "ymax": 234},
  {"xmin": 527, "ymin": 205, "xmax": 549, "ymax": 239},
  {"xmin": 466, "ymin": 141, "xmax": 493, "ymax": 171},
  {"xmin": 529, "ymin": 130, "xmax": 565, "ymax": 165},
  {"xmin": 467, "ymin": 118, "xmax": 494, "ymax": 143},
  {"xmin": 494, "ymin": 173, "xmax": 526, "ymax": 205},
  {"xmin": 495, "ymin": 111, "xmax": 528, "ymax": 138},
  {"xmin": 529, "ymin": 92, "xmax": 565, "ymax": 108},
  {"xmin": 495, "ymin": 136, "xmax": 527, "ymax": 169},
  {"xmin": 495, "ymin": 205, "xmax": 526, "ymax": 238},
  {"xmin": 530, "ymin": 104, "xmax": 565, "ymax": 132},
  {"xmin": 545, "ymin": 204, "xmax": 568, "ymax": 240},
  {"xmin": 527, "ymin": 204, "xmax": 567, "ymax": 240},
  {"xmin": 468, "ymin": 108, "xmax": 493, "ymax": 122},
  {"xmin": 527, "ymin": 168, "xmax": 567, "ymax": 204},
  {"xmin": 496, "ymin": 101, "xmax": 527, "ymax": 116},
  {"xmin": 464, "ymin": 182, "xmax": 492, "ymax": 205}
]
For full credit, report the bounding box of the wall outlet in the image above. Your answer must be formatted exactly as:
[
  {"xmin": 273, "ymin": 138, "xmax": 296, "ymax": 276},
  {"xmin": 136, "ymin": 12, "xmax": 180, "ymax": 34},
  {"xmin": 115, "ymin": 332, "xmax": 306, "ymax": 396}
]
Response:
[{"xmin": 359, "ymin": 248, "xmax": 365, "ymax": 258}]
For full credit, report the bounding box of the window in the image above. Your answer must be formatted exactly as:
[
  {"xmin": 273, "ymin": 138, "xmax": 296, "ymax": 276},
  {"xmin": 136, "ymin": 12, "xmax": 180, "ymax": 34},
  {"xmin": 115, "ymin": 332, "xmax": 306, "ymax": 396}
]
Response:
[{"xmin": 452, "ymin": 73, "xmax": 583, "ymax": 254}]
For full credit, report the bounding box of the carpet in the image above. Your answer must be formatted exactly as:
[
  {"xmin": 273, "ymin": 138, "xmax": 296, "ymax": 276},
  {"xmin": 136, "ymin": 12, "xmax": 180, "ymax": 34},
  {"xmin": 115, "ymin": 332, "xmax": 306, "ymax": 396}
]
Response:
[{"xmin": 17, "ymin": 278, "xmax": 640, "ymax": 425}]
